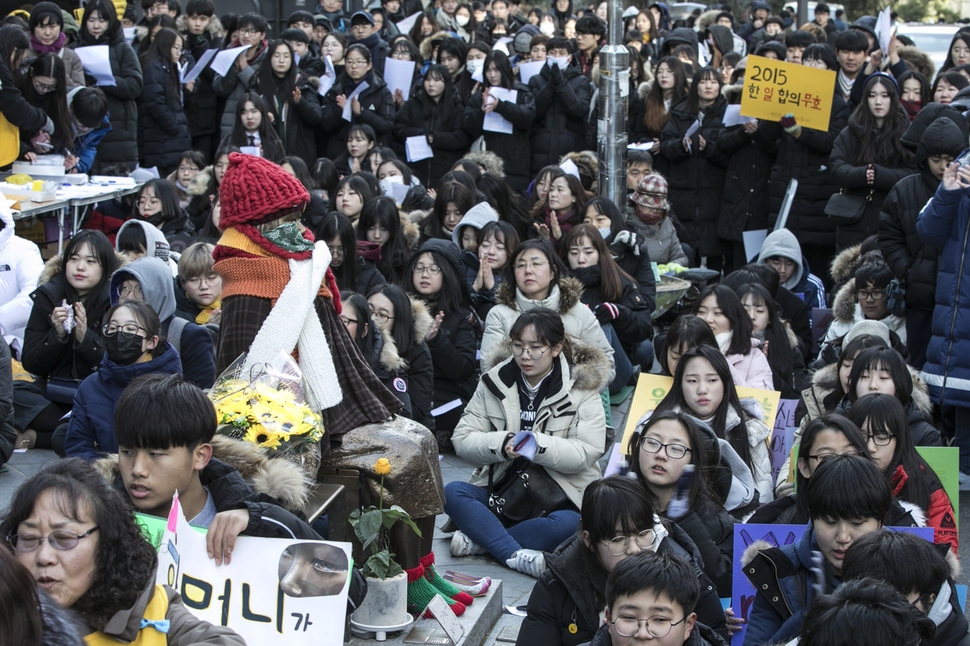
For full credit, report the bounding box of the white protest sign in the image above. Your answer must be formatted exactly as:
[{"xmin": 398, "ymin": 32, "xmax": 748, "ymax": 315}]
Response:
[
  {"xmin": 483, "ymin": 87, "xmax": 517, "ymax": 134},
  {"xmin": 875, "ymin": 7, "xmax": 893, "ymax": 56},
  {"xmin": 406, "ymin": 136, "xmax": 433, "ymax": 162},
  {"xmin": 342, "ymin": 81, "xmax": 370, "ymax": 121},
  {"xmin": 384, "ymin": 58, "xmax": 416, "ymax": 101},
  {"xmin": 395, "ymin": 11, "xmax": 421, "ymax": 34},
  {"xmin": 74, "ymin": 45, "xmax": 115, "ymax": 86},
  {"xmin": 518, "ymin": 60, "xmax": 544, "ymax": 84},
  {"xmin": 156, "ymin": 495, "xmax": 353, "ymax": 645},
  {"xmin": 210, "ymin": 45, "xmax": 250, "ymax": 77},
  {"xmin": 317, "ymin": 55, "xmax": 337, "ymax": 97},
  {"xmin": 183, "ymin": 48, "xmax": 218, "ymax": 85}
]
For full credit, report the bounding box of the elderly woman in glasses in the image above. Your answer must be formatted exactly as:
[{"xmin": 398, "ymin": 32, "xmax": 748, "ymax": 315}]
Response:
[
  {"xmin": 59, "ymin": 300, "xmax": 181, "ymax": 460},
  {"xmin": 515, "ymin": 476, "xmax": 730, "ymax": 646},
  {"xmin": 0, "ymin": 458, "xmax": 244, "ymax": 645},
  {"xmin": 478, "ymin": 238, "xmax": 615, "ymax": 386},
  {"xmin": 444, "ymin": 308, "xmax": 609, "ymax": 579}
]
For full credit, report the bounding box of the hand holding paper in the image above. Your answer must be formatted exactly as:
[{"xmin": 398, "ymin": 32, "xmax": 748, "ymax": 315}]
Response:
[{"xmin": 508, "ymin": 431, "xmax": 538, "ymax": 460}]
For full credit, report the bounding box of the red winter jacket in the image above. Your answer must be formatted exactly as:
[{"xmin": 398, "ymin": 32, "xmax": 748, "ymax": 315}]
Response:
[{"xmin": 892, "ymin": 464, "xmax": 959, "ymax": 551}]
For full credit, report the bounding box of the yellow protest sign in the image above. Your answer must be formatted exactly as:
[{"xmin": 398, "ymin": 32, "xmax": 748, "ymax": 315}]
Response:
[
  {"xmin": 619, "ymin": 374, "xmax": 781, "ymax": 453},
  {"xmin": 740, "ymin": 55, "xmax": 836, "ymax": 132}
]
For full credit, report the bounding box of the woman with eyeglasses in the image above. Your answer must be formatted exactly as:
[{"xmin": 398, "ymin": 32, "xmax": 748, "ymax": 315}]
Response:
[
  {"xmin": 62, "ymin": 301, "xmax": 180, "ymax": 460},
  {"xmin": 847, "ymin": 393, "xmax": 957, "ymax": 551},
  {"xmin": 445, "ymin": 309, "xmax": 608, "ymax": 579},
  {"xmin": 16, "ymin": 54, "xmax": 75, "ymax": 162},
  {"xmin": 0, "ymin": 458, "xmax": 245, "ymax": 645},
  {"xmin": 628, "ymin": 411, "xmax": 738, "ymax": 596},
  {"xmin": 319, "ymin": 43, "xmax": 396, "ymax": 161},
  {"xmin": 404, "ymin": 239, "xmax": 482, "ymax": 451},
  {"xmin": 514, "ymin": 475, "xmax": 729, "ymax": 645},
  {"xmin": 129, "ymin": 179, "xmax": 194, "ymax": 238},
  {"xmin": 16, "ymin": 231, "xmax": 121, "ymax": 452},
  {"xmin": 366, "ymin": 283, "xmax": 436, "ymax": 431},
  {"xmin": 478, "ymin": 239, "xmax": 615, "ymax": 386}
]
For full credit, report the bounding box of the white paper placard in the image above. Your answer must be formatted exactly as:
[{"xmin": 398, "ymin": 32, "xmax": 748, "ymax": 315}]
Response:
[
  {"xmin": 342, "ymin": 81, "xmax": 370, "ymax": 121},
  {"xmin": 317, "ymin": 55, "xmax": 337, "ymax": 97},
  {"xmin": 74, "ymin": 45, "xmax": 115, "ymax": 86},
  {"xmin": 723, "ymin": 104, "xmax": 757, "ymax": 127},
  {"xmin": 517, "ymin": 60, "xmax": 544, "ymax": 84},
  {"xmin": 559, "ymin": 158, "xmax": 580, "ymax": 180},
  {"xmin": 183, "ymin": 48, "xmax": 218, "ymax": 84},
  {"xmin": 210, "ymin": 45, "xmax": 250, "ymax": 77},
  {"xmin": 395, "ymin": 11, "xmax": 421, "ymax": 34},
  {"xmin": 743, "ymin": 229, "xmax": 768, "ymax": 263},
  {"xmin": 406, "ymin": 136, "xmax": 434, "ymax": 162},
  {"xmin": 155, "ymin": 495, "xmax": 353, "ymax": 645},
  {"xmin": 875, "ymin": 6, "xmax": 893, "ymax": 56},
  {"xmin": 240, "ymin": 145, "xmax": 261, "ymax": 157},
  {"xmin": 421, "ymin": 595, "xmax": 464, "ymax": 644},
  {"xmin": 482, "ymin": 87, "xmax": 517, "ymax": 134},
  {"xmin": 384, "ymin": 58, "xmax": 416, "ymax": 101}
]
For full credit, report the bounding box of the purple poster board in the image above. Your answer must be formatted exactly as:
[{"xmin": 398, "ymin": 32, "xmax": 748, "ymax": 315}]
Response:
[{"xmin": 729, "ymin": 524, "xmax": 935, "ymax": 646}]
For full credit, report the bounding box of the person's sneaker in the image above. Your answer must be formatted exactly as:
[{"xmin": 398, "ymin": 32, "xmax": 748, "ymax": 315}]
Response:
[
  {"xmin": 450, "ymin": 530, "xmax": 488, "ymax": 557},
  {"xmin": 506, "ymin": 549, "xmax": 547, "ymax": 578},
  {"xmin": 959, "ymin": 471, "xmax": 970, "ymax": 491}
]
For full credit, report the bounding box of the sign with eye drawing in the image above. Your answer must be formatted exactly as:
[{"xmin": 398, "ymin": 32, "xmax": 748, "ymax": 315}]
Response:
[{"xmin": 155, "ymin": 495, "xmax": 353, "ymax": 644}]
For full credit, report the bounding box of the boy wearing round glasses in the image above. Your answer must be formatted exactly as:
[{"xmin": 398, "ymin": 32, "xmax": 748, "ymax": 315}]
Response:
[{"xmin": 596, "ymin": 551, "xmax": 719, "ymax": 646}]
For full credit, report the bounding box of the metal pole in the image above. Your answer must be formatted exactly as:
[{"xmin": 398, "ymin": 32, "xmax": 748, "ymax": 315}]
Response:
[
  {"xmin": 596, "ymin": 0, "xmax": 629, "ymax": 207},
  {"xmin": 797, "ymin": 0, "xmax": 809, "ymax": 32}
]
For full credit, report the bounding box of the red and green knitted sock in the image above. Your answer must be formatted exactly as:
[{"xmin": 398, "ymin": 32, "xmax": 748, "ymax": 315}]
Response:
[
  {"xmin": 420, "ymin": 552, "xmax": 473, "ymax": 606},
  {"xmin": 406, "ymin": 563, "xmax": 466, "ymax": 616}
]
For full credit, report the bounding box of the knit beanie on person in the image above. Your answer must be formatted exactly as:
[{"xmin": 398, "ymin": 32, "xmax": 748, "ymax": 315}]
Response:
[{"xmin": 219, "ymin": 152, "xmax": 310, "ymax": 229}]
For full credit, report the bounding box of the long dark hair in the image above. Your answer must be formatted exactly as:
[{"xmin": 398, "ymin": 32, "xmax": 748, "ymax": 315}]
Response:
[
  {"xmin": 659, "ymin": 315, "xmax": 719, "ymax": 377},
  {"xmin": 20, "ymin": 54, "xmax": 73, "ymax": 151},
  {"xmin": 61, "ymin": 230, "xmax": 118, "ymax": 306},
  {"xmin": 851, "ymin": 74, "xmax": 913, "ymax": 167},
  {"xmin": 256, "ymin": 40, "xmax": 298, "ymax": 105},
  {"xmin": 230, "ymin": 92, "xmax": 283, "ymax": 151},
  {"xmin": 0, "ymin": 459, "xmax": 158, "ymax": 630},
  {"xmin": 80, "ymin": 0, "xmax": 120, "ymax": 41},
  {"xmin": 418, "ymin": 64, "xmax": 458, "ymax": 122},
  {"xmin": 629, "ymin": 410, "xmax": 717, "ymax": 512},
  {"xmin": 735, "ymin": 283, "xmax": 795, "ymax": 392},
  {"xmin": 405, "ymin": 247, "xmax": 469, "ymax": 315},
  {"xmin": 560, "ymin": 223, "xmax": 630, "ymax": 302},
  {"xmin": 644, "ymin": 56, "xmax": 688, "ymax": 134},
  {"xmin": 847, "ymin": 393, "xmax": 939, "ymax": 513},
  {"xmin": 316, "ymin": 213, "xmax": 359, "ymax": 290},
  {"xmin": 0, "ymin": 549, "xmax": 44, "ymax": 644},
  {"xmin": 141, "ymin": 28, "xmax": 183, "ymax": 106},
  {"xmin": 477, "ymin": 220, "xmax": 519, "ymax": 272},
  {"xmin": 846, "ymin": 346, "xmax": 913, "ymax": 407},
  {"xmin": 340, "ymin": 291, "xmax": 375, "ymax": 355},
  {"xmin": 368, "ymin": 283, "xmax": 419, "ymax": 355},
  {"xmin": 683, "ymin": 65, "xmax": 722, "ymax": 115},
  {"xmin": 132, "ymin": 178, "xmax": 183, "ymax": 224},
  {"xmin": 408, "ymin": 10, "xmax": 439, "ymax": 45},
  {"xmin": 821, "ymin": 334, "xmax": 888, "ymax": 412},
  {"xmin": 693, "ymin": 284, "xmax": 752, "ymax": 356},
  {"xmin": 476, "ymin": 172, "xmax": 531, "ymax": 240},
  {"xmin": 428, "ymin": 180, "xmax": 474, "ymax": 240},
  {"xmin": 358, "ymin": 196, "xmax": 410, "ymax": 283},
  {"xmin": 0, "ymin": 24, "xmax": 30, "ymax": 73},
  {"xmin": 657, "ymin": 345, "xmax": 754, "ymax": 470},
  {"xmin": 483, "ymin": 49, "xmax": 515, "ymax": 89}
]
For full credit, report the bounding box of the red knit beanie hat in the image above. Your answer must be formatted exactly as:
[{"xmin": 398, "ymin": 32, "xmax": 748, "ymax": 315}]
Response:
[{"xmin": 218, "ymin": 153, "xmax": 310, "ymax": 228}]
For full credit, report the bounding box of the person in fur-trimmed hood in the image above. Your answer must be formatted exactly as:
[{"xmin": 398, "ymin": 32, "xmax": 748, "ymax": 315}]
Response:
[
  {"xmin": 817, "ymin": 250, "xmax": 906, "ymax": 361},
  {"xmin": 741, "ymin": 454, "xmax": 894, "ymax": 646},
  {"xmin": 445, "ymin": 309, "xmax": 610, "ymax": 579},
  {"xmin": 479, "ymin": 238, "xmax": 615, "ymax": 386}
]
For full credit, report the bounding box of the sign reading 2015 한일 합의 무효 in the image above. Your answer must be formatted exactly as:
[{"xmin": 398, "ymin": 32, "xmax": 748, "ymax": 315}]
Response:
[{"xmin": 740, "ymin": 55, "xmax": 835, "ymax": 132}]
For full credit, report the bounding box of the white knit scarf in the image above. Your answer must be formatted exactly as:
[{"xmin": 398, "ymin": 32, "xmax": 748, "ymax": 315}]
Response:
[{"xmin": 243, "ymin": 241, "xmax": 343, "ymax": 411}]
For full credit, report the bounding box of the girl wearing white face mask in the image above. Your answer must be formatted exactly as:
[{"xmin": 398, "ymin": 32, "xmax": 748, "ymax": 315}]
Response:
[
  {"xmin": 453, "ymin": 3, "xmax": 476, "ymax": 41},
  {"xmin": 582, "ymin": 197, "xmax": 657, "ymax": 311},
  {"xmin": 461, "ymin": 50, "xmax": 536, "ymax": 192}
]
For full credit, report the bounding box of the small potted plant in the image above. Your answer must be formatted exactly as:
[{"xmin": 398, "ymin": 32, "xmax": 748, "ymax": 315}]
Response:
[{"xmin": 349, "ymin": 458, "xmax": 421, "ymax": 627}]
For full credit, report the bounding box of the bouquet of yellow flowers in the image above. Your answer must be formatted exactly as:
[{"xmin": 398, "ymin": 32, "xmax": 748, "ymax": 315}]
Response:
[{"xmin": 208, "ymin": 352, "xmax": 324, "ymax": 459}]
